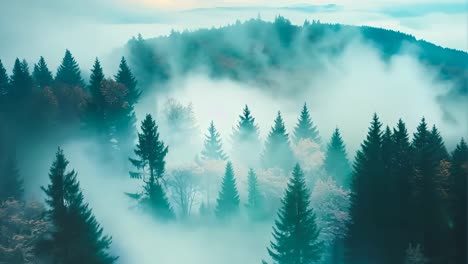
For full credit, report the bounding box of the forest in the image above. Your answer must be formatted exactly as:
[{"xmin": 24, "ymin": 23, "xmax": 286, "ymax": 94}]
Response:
[{"xmin": 0, "ymin": 17, "xmax": 467, "ymax": 264}]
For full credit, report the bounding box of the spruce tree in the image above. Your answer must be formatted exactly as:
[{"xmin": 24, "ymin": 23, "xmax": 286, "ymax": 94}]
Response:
[
  {"xmin": 33, "ymin": 56, "xmax": 53, "ymax": 89},
  {"xmin": 449, "ymin": 138, "xmax": 467, "ymax": 264},
  {"xmin": 266, "ymin": 164, "xmax": 322, "ymax": 264},
  {"xmin": 9, "ymin": 58, "xmax": 33, "ymax": 102},
  {"xmin": 115, "ymin": 57, "xmax": 139, "ymax": 105},
  {"xmin": 346, "ymin": 114, "xmax": 385, "ymax": 264},
  {"xmin": 410, "ymin": 118, "xmax": 450, "ymax": 263},
  {"xmin": 201, "ymin": 121, "xmax": 227, "ymax": 160},
  {"xmin": 231, "ymin": 105, "xmax": 261, "ymax": 166},
  {"xmin": 89, "ymin": 58, "xmax": 105, "ymax": 101},
  {"xmin": 0, "ymin": 60, "xmax": 9, "ymax": 101},
  {"xmin": 262, "ymin": 111, "xmax": 295, "ymax": 171},
  {"xmin": 41, "ymin": 148, "xmax": 117, "ymax": 264},
  {"xmin": 85, "ymin": 58, "xmax": 108, "ymax": 140},
  {"xmin": 292, "ymin": 103, "xmax": 321, "ymax": 144},
  {"xmin": 245, "ymin": 168, "xmax": 263, "ymax": 220},
  {"xmin": 0, "ymin": 155, "xmax": 23, "ymax": 201},
  {"xmin": 323, "ymin": 128, "xmax": 351, "ymax": 187},
  {"xmin": 55, "ymin": 50, "xmax": 84, "ymax": 87},
  {"xmin": 215, "ymin": 161, "xmax": 240, "ymax": 219},
  {"xmin": 129, "ymin": 114, "xmax": 174, "ymax": 220},
  {"xmin": 389, "ymin": 119, "xmax": 414, "ymax": 263}
]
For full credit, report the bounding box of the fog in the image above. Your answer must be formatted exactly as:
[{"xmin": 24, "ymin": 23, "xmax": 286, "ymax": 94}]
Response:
[{"xmin": 2, "ymin": 1, "xmax": 467, "ymax": 262}]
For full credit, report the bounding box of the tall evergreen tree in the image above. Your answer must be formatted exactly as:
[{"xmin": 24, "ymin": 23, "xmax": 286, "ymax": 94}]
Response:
[
  {"xmin": 89, "ymin": 58, "xmax": 105, "ymax": 101},
  {"xmin": 323, "ymin": 128, "xmax": 351, "ymax": 187},
  {"xmin": 389, "ymin": 119, "xmax": 414, "ymax": 263},
  {"xmin": 201, "ymin": 121, "xmax": 227, "ymax": 161},
  {"xmin": 262, "ymin": 111, "xmax": 295, "ymax": 171},
  {"xmin": 266, "ymin": 164, "xmax": 322, "ymax": 264},
  {"xmin": 346, "ymin": 114, "xmax": 385, "ymax": 264},
  {"xmin": 85, "ymin": 58, "xmax": 107, "ymax": 138},
  {"xmin": 245, "ymin": 168, "xmax": 263, "ymax": 220},
  {"xmin": 449, "ymin": 138, "xmax": 467, "ymax": 264},
  {"xmin": 55, "ymin": 50, "xmax": 84, "ymax": 87},
  {"xmin": 292, "ymin": 103, "xmax": 321, "ymax": 144},
  {"xmin": 115, "ymin": 57, "xmax": 139, "ymax": 105},
  {"xmin": 33, "ymin": 56, "xmax": 53, "ymax": 89},
  {"xmin": 41, "ymin": 148, "xmax": 117, "ymax": 264},
  {"xmin": 9, "ymin": 58, "xmax": 33, "ymax": 102},
  {"xmin": 0, "ymin": 60, "xmax": 9, "ymax": 102},
  {"xmin": 215, "ymin": 161, "xmax": 240, "ymax": 219},
  {"xmin": 129, "ymin": 114, "xmax": 174, "ymax": 220},
  {"xmin": 0, "ymin": 155, "xmax": 23, "ymax": 201},
  {"xmin": 410, "ymin": 118, "xmax": 450, "ymax": 263},
  {"xmin": 231, "ymin": 105, "xmax": 261, "ymax": 166}
]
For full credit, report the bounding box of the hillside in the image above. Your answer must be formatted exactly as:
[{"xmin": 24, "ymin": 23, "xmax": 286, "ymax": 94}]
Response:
[{"xmin": 123, "ymin": 17, "xmax": 468, "ymax": 96}]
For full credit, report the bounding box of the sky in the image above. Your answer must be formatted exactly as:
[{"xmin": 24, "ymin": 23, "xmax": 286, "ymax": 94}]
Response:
[{"xmin": 0, "ymin": 0, "xmax": 466, "ymax": 72}]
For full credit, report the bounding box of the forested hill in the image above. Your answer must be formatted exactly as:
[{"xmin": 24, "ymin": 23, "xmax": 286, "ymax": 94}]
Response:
[{"xmin": 123, "ymin": 16, "xmax": 468, "ymax": 96}]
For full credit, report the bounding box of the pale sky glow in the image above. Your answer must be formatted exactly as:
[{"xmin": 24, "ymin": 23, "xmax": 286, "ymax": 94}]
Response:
[{"xmin": 0, "ymin": 0, "xmax": 466, "ymax": 71}]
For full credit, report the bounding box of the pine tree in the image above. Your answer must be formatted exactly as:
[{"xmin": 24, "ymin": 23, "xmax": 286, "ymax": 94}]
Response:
[
  {"xmin": 84, "ymin": 58, "xmax": 108, "ymax": 140},
  {"xmin": 346, "ymin": 114, "xmax": 385, "ymax": 264},
  {"xmin": 9, "ymin": 58, "xmax": 33, "ymax": 102},
  {"xmin": 115, "ymin": 57, "xmax": 139, "ymax": 105},
  {"xmin": 449, "ymin": 138, "xmax": 467, "ymax": 264},
  {"xmin": 215, "ymin": 161, "xmax": 240, "ymax": 219},
  {"xmin": 0, "ymin": 155, "xmax": 23, "ymax": 201},
  {"xmin": 201, "ymin": 121, "xmax": 227, "ymax": 160},
  {"xmin": 55, "ymin": 50, "xmax": 84, "ymax": 87},
  {"xmin": 410, "ymin": 118, "xmax": 450, "ymax": 263},
  {"xmin": 266, "ymin": 164, "xmax": 322, "ymax": 264},
  {"xmin": 33, "ymin": 56, "xmax": 53, "ymax": 89},
  {"xmin": 262, "ymin": 111, "xmax": 295, "ymax": 171},
  {"xmin": 41, "ymin": 148, "xmax": 117, "ymax": 264},
  {"xmin": 292, "ymin": 103, "xmax": 321, "ymax": 144},
  {"xmin": 245, "ymin": 168, "xmax": 263, "ymax": 220},
  {"xmin": 231, "ymin": 105, "xmax": 261, "ymax": 166},
  {"xmin": 129, "ymin": 114, "xmax": 174, "ymax": 220},
  {"xmin": 323, "ymin": 128, "xmax": 351, "ymax": 187},
  {"xmin": 389, "ymin": 119, "xmax": 414, "ymax": 263},
  {"xmin": 0, "ymin": 60, "xmax": 9, "ymax": 103}
]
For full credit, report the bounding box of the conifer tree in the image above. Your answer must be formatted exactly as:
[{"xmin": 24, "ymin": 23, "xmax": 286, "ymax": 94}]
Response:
[
  {"xmin": 41, "ymin": 148, "xmax": 117, "ymax": 264},
  {"xmin": 323, "ymin": 128, "xmax": 351, "ymax": 187},
  {"xmin": 262, "ymin": 111, "xmax": 295, "ymax": 171},
  {"xmin": 245, "ymin": 168, "xmax": 263, "ymax": 220},
  {"xmin": 215, "ymin": 161, "xmax": 240, "ymax": 219},
  {"xmin": 292, "ymin": 103, "xmax": 321, "ymax": 144},
  {"xmin": 9, "ymin": 58, "xmax": 33, "ymax": 102},
  {"xmin": 129, "ymin": 114, "xmax": 174, "ymax": 220},
  {"xmin": 115, "ymin": 57, "xmax": 140, "ymax": 105},
  {"xmin": 33, "ymin": 56, "xmax": 53, "ymax": 89},
  {"xmin": 389, "ymin": 119, "xmax": 414, "ymax": 263},
  {"xmin": 201, "ymin": 121, "xmax": 227, "ymax": 160},
  {"xmin": 346, "ymin": 114, "xmax": 385, "ymax": 264},
  {"xmin": 410, "ymin": 118, "xmax": 450, "ymax": 263},
  {"xmin": 449, "ymin": 138, "xmax": 467, "ymax": 264},
  {"xmin": 0, "ymin": 60, "xmax": 9, "ymax": 101},
  {"xmin": 0, "ymin": 155, "xmax": 23, "ymax": 201},
  {"xmin": 231, "ymin": 105, "xmax": 261, "ymax": 166},
  {"xmin": 85, "ymin": 58, "xmax": 108, "ymax": 138},
  {"xmin": 55, "ymin": 50, "xmax": 84, "ymax": 87},
  {"xmin": 266, "ymin": 164, "xmax": 322, "ymax": 264},
  {"xmin": 89, "ymin": 58, "xmax": 105, "ymax": 101}
]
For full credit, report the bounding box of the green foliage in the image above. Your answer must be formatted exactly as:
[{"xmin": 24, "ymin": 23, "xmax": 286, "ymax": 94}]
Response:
[
  {"xmin": 201, "ymin": 121, "xmax": 227, "ymax": 161},
  {"xmin": 292, "ymin": 103, "xmax": 321, "ymax": 144},
  {"xmin": 323, "ymin": 128, "xmax": 351, "ymax": 187},
  {"xmin": 33, "ymin": 56, "xmax": 53, "ymax": 89},
  {"xmin": 266, "ymin": 164, "xmax": 322, "ymax": 264},
  {"xmin": 262, "ymin": 111, "xmax": 295, "ymax": 171},
  {"xmin": 9, "ymin": 58, "xmax": 33, "ymax": 102},
  {"xmin": 215, "ymin": 161, "xmax": 240, "ymax": 219},
  {"xmin": 55, "ymin": 50, "xmax": 84, "ymax": 87},
  {"xmin": 245, "ymin": 168, "xmax": 264, "ymax": 220},
  {"xmin": 129, "ymin": 114, "xmax": 173, "ymax": 220},
  {"xmin": 115, "ymin": 57, "xmax": 140, "ymax": 105},
  {"xmin": 231, "ymin": 105, "xmax": 261, "ymax": 166},
  {"xmin": 41, "ymin": 148, "xmax": 117, "ymax": 264},
  {"xmin": 449, "ymin": 138, "xmax": 467, "ymax": 264}
]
